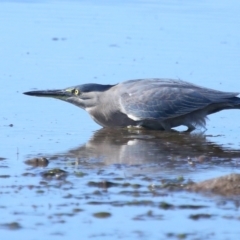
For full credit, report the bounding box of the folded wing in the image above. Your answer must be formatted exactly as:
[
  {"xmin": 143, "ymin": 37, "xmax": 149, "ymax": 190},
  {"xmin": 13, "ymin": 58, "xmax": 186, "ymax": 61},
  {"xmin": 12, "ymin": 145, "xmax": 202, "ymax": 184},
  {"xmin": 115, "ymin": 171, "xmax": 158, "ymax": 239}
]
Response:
[{"xmin": 119, "ymin": 79, "xmax": 239, "ymax": 121}]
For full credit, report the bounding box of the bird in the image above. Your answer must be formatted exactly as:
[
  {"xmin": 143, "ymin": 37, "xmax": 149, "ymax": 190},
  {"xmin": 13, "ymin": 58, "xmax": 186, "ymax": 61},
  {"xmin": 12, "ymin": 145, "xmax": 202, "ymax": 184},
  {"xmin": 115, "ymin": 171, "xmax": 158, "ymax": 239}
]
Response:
[{"xmin": 24, "ymin": 78, "xmax": 240, "ymax": 131}]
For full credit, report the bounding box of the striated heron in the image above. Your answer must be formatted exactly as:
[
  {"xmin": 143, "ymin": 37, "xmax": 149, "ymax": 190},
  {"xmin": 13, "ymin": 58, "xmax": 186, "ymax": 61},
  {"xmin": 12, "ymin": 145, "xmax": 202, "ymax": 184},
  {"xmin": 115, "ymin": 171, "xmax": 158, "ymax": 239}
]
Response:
[{"xmin": 24, "ymin": 78, "xmax": 240, "ymax": 131}]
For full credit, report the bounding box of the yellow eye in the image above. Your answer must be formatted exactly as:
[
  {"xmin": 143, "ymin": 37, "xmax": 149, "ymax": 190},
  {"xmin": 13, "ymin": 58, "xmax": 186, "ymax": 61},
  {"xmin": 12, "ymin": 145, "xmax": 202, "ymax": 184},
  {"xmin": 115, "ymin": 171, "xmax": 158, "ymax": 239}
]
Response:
[{"xmin": 74, "ymin": 89, "xmax": 79, "ymax": 95}]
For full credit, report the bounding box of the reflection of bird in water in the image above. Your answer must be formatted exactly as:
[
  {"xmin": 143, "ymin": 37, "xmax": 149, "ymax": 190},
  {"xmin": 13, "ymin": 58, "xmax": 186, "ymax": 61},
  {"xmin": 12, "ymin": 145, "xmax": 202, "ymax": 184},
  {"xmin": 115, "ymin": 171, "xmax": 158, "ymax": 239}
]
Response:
[
  {"xmin": 24, "ymin": 79, "xmax": 240, "ymax": 131},
  {"xmin": 41, "ymin": 128, "xmax": 240, "ymax": 176}
]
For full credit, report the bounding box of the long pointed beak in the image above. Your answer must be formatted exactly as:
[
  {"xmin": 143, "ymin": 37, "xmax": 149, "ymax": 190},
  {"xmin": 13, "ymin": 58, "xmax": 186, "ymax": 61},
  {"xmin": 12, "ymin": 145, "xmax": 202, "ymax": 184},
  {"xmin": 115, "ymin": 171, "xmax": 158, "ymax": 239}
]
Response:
[{"xmin": 23, "ymin": 89, "xmax": 70, "ymax": 98}]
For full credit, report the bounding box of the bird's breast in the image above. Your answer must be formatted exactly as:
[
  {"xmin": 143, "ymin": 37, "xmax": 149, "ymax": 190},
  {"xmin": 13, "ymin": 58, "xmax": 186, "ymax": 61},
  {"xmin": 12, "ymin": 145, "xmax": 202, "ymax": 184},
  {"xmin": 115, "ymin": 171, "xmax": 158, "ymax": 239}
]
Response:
[{"xmin": 86, "ymin": 107, "xmax": 137, "ymax": 127}]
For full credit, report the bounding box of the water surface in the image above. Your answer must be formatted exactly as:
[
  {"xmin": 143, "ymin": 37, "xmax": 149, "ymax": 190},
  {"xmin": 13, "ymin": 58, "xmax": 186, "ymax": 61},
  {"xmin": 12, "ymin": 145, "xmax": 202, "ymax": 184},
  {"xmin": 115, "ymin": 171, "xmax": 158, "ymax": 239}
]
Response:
[{"xmin": 1, "ymin": 0, "xmax": 240, "ymax": 239}]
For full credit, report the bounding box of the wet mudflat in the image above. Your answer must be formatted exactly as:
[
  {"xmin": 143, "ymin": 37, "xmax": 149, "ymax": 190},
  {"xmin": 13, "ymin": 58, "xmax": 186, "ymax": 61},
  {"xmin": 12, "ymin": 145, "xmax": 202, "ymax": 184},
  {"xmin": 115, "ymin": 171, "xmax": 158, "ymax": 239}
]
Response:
[{"xmin": 1, "ymin": 0, "xmax": 240, "ymax": 239}]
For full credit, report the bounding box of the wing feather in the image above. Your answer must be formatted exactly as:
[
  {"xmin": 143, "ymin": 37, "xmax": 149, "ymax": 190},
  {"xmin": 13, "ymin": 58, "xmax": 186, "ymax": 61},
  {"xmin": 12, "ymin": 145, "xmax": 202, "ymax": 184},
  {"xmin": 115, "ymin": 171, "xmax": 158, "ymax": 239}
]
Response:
[{"xmin": 118, "ymin": 79, "xmax": 239, "ymax": 121}]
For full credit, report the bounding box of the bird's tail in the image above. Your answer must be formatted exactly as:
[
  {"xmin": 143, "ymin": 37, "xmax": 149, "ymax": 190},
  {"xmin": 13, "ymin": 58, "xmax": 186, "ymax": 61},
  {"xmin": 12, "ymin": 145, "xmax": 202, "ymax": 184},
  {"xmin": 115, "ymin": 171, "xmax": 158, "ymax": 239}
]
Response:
[
  {"xmin": 231, "ymin": 96, "xmax": 240, "ymax": 109},
  {"xmin": 208, "ymin": 96, "xmax": 240, "ymax": 115},
  {"xmin": 222, "ymin": 97, "xmax": 240, "ymax": 110}
]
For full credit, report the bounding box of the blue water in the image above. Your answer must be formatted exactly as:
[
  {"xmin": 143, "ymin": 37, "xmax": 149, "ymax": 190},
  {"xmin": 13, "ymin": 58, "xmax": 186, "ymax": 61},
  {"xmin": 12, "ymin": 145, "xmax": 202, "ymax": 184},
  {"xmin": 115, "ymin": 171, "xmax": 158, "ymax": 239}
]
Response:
[{"xmin": 1, "ymin": 0, "xmax": 240, "ymax": 239}]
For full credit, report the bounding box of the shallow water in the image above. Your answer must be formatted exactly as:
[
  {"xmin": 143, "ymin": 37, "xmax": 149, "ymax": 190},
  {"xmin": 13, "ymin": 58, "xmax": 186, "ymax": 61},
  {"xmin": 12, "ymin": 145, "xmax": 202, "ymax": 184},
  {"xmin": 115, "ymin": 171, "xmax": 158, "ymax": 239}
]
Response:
[{"xmin": 1, "ymin": 0, "xmax": 240, "ymax": 239}]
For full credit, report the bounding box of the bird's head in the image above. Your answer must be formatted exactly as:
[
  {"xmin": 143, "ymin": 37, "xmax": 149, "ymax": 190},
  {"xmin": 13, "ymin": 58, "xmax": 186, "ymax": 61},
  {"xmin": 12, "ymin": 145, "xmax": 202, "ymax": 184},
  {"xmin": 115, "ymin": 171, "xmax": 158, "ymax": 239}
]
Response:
[{"xmin": 24, "ymin": 83, "xmax": 114, "ymax": 109}]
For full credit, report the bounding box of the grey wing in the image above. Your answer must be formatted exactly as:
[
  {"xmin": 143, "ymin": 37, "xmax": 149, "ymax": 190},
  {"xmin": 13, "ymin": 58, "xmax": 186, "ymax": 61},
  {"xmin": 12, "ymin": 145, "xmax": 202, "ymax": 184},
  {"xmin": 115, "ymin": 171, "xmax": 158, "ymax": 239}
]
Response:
[{"xmin": 119, "ymin": 79, "xmax": 239, "ymax": 121}]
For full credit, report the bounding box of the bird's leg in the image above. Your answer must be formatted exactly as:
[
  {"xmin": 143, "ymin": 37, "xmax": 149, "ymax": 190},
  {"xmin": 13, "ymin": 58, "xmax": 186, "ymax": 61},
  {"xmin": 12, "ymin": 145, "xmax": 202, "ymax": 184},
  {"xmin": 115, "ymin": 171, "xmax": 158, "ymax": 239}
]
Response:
[
  {"xmin": 161, "ymin": 122, "xmax": 172, "ymax": 131},
  {"xmin": 185, "ymin": 124, "xmax": 196, "ymax": 132}
]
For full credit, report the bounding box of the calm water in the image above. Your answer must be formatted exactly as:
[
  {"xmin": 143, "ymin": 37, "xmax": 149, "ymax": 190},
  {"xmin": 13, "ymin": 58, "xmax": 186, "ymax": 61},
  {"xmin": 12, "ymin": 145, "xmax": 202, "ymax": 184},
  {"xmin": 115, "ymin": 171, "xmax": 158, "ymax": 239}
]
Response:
[{"xmin": 1, "ymin": 0, "xmax": 240, "ymax": 239}]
